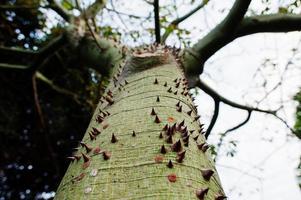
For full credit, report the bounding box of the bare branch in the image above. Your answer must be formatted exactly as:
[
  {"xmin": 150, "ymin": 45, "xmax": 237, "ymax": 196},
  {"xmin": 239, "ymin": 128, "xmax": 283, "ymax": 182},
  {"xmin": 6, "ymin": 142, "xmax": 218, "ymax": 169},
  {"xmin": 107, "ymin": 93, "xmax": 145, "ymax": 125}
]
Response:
[
  {"xmin": 205, "ymin": 98, "xmax": 220, "ymax": 138},
  {"xmin": 161, "ymin": 0, "xmax": 209, "ymax": 43},
  {"xmin": 81, "ymin": 0, "xmax": 107, "ymax": 19},
  {"xmin": 154, "ymin": 0, "xmax": 161, "ymax": 43},
  {"xmin": 0, "ymin": 63, "xmax": 29, "ymax": 70},
  {"xmin": 237, "ymin": 14, "xmax": 301, "ymax": 37},
  {"xmin": 196, "ymin": 79, "xmax": 298, "ymax": 137},
  {"xmin": 196, "ymin": 79, "xmax": 275, "ymax": 114},
  {"xmin": 183, "ymin": 0, "xmax": 252, "ymax": 75},
  {"xmin": 224, "ymin": 110, "xmax": 252, "ymax": 134},
  {"xmin": 47, "ymin": 0, "xmax": 72, "ymax": 22},
  {"xmin": 0, "ymin": 34, "xmax": 66, "ymax": 72}
]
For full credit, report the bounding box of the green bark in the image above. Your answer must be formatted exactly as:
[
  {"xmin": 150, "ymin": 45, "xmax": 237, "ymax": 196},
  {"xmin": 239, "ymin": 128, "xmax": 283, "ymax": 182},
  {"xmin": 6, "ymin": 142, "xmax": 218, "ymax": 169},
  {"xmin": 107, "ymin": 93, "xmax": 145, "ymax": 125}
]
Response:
[{"xmin": 55, "ymin": 49, "xmax": 224, "ymax": 199}]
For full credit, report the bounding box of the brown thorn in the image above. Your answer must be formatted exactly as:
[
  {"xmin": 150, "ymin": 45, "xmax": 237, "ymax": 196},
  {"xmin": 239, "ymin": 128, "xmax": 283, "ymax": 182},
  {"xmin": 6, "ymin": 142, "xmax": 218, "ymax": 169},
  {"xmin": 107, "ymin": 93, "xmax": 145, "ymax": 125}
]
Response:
[
  {"xmin": 167, "ymin": 87, "xmax": 172, "ymax": 93},
  {"xmin": 171, "ymin": 139, "xmax": 182, "ymax": 152},
  {"xmin": 81, "ymin": 153, "xmax": 90, "ymax": 163},
  {"xmin": 187, "ymin": 110, "xmax": 192, "ymax": 116},
  {"xmin": 80, "ymin": 142, "xmax": 92, "ymax": 153},
  {"xmin": 195, "ymin": 188, "xmax": 209, "ymax": 200},
  {"xmin": 103, "ymin": 151, "xmax": 111, "ymax": 160},
  {"xmin": 166, "ymin": 135, "xmax": 173, "ymax": 144},
  {"xmin": 111, "ymin": 133, "xmax": 118, "ymax": 143},
  {"xmin": 89, "ymin": 132, "xmax": 96, "ymax": 140},
  {"xmin": 179, "ymin": 120, "xmax": 185, "ymax": 127},
  {"xmin": 132, "ymin": 131, "xmax": 136, "ymax": 137},
  {"xmin": 160, "ymin": 145, "xmax": 167, "ymax": 154},
  {"xmin": 154, "ymin": 78, "xmax": 159, "ymax": 84},
  {"xmin": 151, "ymin": 108, "xmax": 156, "ymax": 115},
  {"xmin": 154, "ymin": 115, "xmax": 161, "ymax": 123},
  {"xmin": 167, "ymin": 160, "xmax": 174, "ymax": 168},
  {"xmin": 201, "ymin": 169, "xmax": 214, "ymax": 181},
  {"xmin": 156, "ymin": 96, "xmax": 160, "ymax": 102},
  {"xmin": 164, "ymin": 82, "xmax": 167, "ymax": 87}
]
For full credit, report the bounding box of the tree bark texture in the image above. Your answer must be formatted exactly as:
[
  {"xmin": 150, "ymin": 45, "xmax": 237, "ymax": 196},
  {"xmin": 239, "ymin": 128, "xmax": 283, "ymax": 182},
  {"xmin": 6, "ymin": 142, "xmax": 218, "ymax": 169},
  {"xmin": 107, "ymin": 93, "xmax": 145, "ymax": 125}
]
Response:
[{"xmin": 55, "ymin": 47, "xmax": 224, "ymax": 199}]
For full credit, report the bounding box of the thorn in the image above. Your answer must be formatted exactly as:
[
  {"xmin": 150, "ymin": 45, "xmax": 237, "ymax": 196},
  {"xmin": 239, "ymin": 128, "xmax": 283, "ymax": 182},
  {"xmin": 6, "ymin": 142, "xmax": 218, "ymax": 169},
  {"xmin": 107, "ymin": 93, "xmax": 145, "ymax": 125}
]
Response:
[
  {"xmin": 132, "ymin": 131, "xmax": 136, "ymax": 137},
  {"xmin": 175, "ymin": 82, "xmax": 180, "ymax": 88},
  {"xmin": 80, "ymin": 142, "xmax": 92, "ymax": 153},
  {"xmin": 166, "ymin": 135, "xmax": 173, "ymax": 144},
  {"xmin": 167, "ymin": 160, "xmax": 174, "ymax": 168},
  {"xmin": 201, "ymin": 169, "xmax": 214, "ymax": 181},
  {"xmin": 96, "ymin": 115, "xmax": 104, "ymax": 123},
  {"xmin": 183, "ymin": 91, "xmax": 188, "ymax": 96},
  {"xmin": 189, "ymin": 130, "xmax": 195, "ymax": 134},
  {"xmin": 193, "ymin": 116, "xmax": 201, "ymax": 122},
  {"xmin": 124, "ymin": 80, "xmax": 128, "ymax": 85},
  {"xmin": 176, "ymin": 105, "xmax": 182, "ymax": 112},
  {"xmin": 73, "ymin": 154, "xmax": 81, "ymax": 161},
  {"xmin": 181, "ymin": 131, "xmax": 188, "ymax": 138},
  {"xmin": 215, "ymin": 193, "xmax": 227, "ymax": 200},
  {"xmin": 164, "ymin": 82, "xmax": 167, "ymax": 87},
  {"xmin": 111, "ymin": 133, "xmax": 118, "ymax": 143},
  {"xmin": 89, "ymin": 132, "xmax": 96, "ymax": 140},
  {"xmin": 171, "ymin": 123, "xmax": 177, "ymax": 134},
  {"xmin": 171, "ymin": 139, "xmax": 182, "ymax": 152},
  {"xmin": 91, "ymin": 127, "xmax": 100, "ymax": 136},
  {"xmin": 156, "ymin": 96, "xmax": 160, "ymax": 102},
  {"xmin": 179, "ymin": 120, "xmax": 185, "ymax": 127},
  {"xmin": 195, "ymin": 188, "xmax": 209, "ymax": 200},
  {"xmin": 154, "ymin": 78, "xmax": 159, "ymax": 84},
  {"xmin": 176, "ymin": 101, "xmax": 180, "ymax": 107},
  {"xmin": 173, "ymin": 91, "xmax": 178, "ymax": 95},
  {"xmin": 67, "ymin": 156, "xmax": 76, "ymax": 162},
  {"xmin": 154, "ymin": 115, "xmax": 161, "ymax": 123},
  {"xmin": 160, "ymin": 145, "xmax": 167, "ymax": 154},
  {"xmin": 151, "ymin": 108, "xmax": 156, "ymax": 115},
  {"xmin": 103, "ymin": 151, "xmax": 111, "ymax": 160},
  {"xmin": 162, "ymin": 124, "xmax": 168, "ymax": 131},
  {"xmin": 167, "ymin": 87, "xmax": 172, "ymax": 93},
  {"xmin": 187, "ymin": 110, "xmax": 193, "ymax": 116},
  {"xmin": 105, "ymin": 96, "xmax": 114, "ymax": 105},
  {"xmin": 182, "ymin": 135, "xmax": 189, "ymax": 143},
  {"xmin": 81, "ymin": 153, "xmax": 90, "ymax": 163},
  {"xmin": 176, "ymin": 150, "xmax": 186, "ymax": 163},
  {"xmin": 173, "ymin": 78, "xmax": 178, "ymax": 82},
  {"xmin": 197, "ymin": 142, "xmax": 209, "ymax": 152},
  {"xmin": 159, "ymin": 132, "xmax": 163, "ymax": 138},
  {"xmin": 193, "ymin": 135, "xmax": 199, "ymax": 141}
]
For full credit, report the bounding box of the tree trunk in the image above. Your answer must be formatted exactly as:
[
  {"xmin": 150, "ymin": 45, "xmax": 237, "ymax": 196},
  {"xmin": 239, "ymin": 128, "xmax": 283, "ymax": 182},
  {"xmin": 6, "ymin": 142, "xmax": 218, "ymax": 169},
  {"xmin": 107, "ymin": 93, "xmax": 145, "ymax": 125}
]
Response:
[{"xmin": 55, "ymin": 47, "xmax": 224, "ymax": 199}]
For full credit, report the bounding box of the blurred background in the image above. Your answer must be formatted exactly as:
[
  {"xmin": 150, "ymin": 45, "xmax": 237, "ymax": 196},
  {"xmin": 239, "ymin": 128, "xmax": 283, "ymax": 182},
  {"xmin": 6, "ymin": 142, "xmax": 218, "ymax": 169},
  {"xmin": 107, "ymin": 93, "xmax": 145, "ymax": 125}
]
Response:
[{"xmin": 0, "ymin": 0, "xmax": 300, "ymax": 199}]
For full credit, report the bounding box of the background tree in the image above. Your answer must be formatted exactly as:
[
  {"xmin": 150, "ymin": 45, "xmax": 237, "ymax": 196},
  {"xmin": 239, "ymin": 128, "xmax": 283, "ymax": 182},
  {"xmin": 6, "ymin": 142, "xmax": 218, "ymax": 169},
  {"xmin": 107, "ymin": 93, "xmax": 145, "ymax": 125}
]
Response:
[{"xmin": 0, "ymin": 0, "xmax": 301, "ymax": 199}]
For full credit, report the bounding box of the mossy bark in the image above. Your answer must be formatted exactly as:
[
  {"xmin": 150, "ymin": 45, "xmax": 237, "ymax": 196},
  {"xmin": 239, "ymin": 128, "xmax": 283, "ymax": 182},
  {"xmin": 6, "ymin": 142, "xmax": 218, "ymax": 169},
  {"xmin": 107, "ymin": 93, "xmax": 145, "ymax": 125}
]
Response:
[{"xmin": 55, "ymin": 49, "xmax": 224, "ymax": 199}]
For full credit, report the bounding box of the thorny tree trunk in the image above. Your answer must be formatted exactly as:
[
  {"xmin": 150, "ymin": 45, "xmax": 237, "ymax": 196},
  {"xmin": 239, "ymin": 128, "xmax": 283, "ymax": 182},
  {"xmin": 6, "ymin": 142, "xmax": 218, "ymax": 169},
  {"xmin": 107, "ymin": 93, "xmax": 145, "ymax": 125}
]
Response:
[{"xmin": 55, "ymin": 46, "xmax": 225, "ymax": 199}]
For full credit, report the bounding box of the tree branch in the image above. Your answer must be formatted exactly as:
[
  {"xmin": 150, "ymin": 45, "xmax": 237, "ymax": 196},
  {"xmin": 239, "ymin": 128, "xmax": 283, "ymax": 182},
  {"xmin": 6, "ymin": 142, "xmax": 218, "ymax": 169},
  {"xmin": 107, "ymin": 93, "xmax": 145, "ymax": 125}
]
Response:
[
  {"xmin": 0, "ymin": 34, "xmax": 66, "ymax": 72},
  {"xmin": 224, "ymin": 110, "xmax": 252, "ymax": 134},
  {"xmin": 236, "ymin": 14, "xmax": 301, "ymax": 37},
  {"xmin": 154, "ymin": 0, "xmax": 161, "ymax": 43},
  {"xmin": 196, "ymin": 78, "xmax": 276, "ymax": 114},
  {"xmin": 182, "ymin": 0, "xmax": 252, "ymax": 75},
  {"xmin": 81, "ymin": 0, "xmax": 107, "ymax": 19},
  {"xmin": 161, "ymin": 0, "xmax": 209, "ymax": 43},
  {"xmin": 205, "ymin": 98, "xmax": 220, "ymax": 138},
  {"xmin": 196, "ymin": 78, "xmax": 298, "ymax": 137},
  {"xmin": 47, "ymin": 0, "xmax": 72, "ymax": 22}
]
